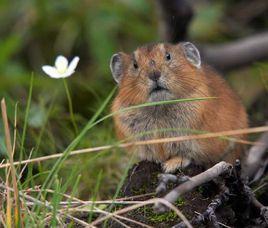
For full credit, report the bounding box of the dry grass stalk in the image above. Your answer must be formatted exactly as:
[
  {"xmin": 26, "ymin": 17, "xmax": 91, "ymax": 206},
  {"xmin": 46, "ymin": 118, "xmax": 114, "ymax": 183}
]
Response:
[
  {"xmin": 17, "ymin": 187, "xmax": 151, "ymax": 227},
  {"xmin": 22, "ymin": 187, "xmax": 150, "ymax": 206},
  {"xmin": 60, "ymin": 214, "xmax": 92, "ymax": 227},
  {"xmin": 39, "ymin": 188, "xmax": 150, "ymax": 227},
  {"xmin": 0, "ymin": 183, "xmax": 97, "ymax": 227},
  {"xmin": 1, "ymin": 98, "xmax": 21, "ymax": 226},
  {"xmin": 0, "ymin": 212, "xmax": 6, "ymax": 227},
  {"xmin": 94, "ymin": 207, "xmax": 152, "ymax": 228},
  {"xmin": 5, "ymin": 168, "xmax": 12, "ymax": 228},
  {"xmin": 0, "ymin": 125, "xmax": 267, "ymax": 169}
]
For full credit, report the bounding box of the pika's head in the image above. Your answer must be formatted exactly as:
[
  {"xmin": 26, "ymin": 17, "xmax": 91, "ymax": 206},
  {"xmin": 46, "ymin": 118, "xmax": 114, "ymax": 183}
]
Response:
[{"xmin": 110, "ymin": 42, "xmax": 202, "ymax": 103}]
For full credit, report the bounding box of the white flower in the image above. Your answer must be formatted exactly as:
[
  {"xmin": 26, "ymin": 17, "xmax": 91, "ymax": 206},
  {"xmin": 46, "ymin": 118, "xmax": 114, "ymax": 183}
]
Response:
[{"xmin": 42, "ymin": 55, "xmax": 80, "ymax": 78}]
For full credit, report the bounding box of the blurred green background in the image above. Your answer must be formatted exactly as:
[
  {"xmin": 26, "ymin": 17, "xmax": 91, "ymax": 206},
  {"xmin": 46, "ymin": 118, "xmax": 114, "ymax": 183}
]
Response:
[{"xmin": 0, "ymin": 0, "xmax": 267, "ymax": 200}]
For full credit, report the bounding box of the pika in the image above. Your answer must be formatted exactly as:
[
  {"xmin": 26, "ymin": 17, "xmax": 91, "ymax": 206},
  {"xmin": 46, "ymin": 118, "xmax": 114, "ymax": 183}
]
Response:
[{"xmin": 110, "ymin": 42, "xmax": 248, "ymax": 173}]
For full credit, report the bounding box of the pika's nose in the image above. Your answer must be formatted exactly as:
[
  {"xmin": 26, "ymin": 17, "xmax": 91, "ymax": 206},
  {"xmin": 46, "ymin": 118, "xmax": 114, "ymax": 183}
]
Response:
[{"xmin": 148, "ymin": 71, "xmax": 161, "ymax": 82}]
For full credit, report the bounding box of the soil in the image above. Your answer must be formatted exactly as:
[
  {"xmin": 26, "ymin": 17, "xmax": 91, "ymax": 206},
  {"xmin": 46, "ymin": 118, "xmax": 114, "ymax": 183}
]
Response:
[{"xmin": 109, "ymin": 161, "xmax": 236, "ymax": 228}]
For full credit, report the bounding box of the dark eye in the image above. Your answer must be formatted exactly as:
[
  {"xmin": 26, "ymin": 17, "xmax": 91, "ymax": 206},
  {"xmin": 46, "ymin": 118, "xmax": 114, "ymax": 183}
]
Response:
[
  {"xmin": 165, "ymin": 53, "xmax": 171, "ymax": 61},
  {"xmin": 133, "ymin": 60, "xmax": 138, "ymax": 69}
]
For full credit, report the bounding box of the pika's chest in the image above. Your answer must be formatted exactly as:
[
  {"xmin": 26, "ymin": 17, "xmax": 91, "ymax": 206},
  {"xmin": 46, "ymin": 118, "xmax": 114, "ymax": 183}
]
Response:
[
  {"xmin": 120, "ymin": 105, "xmax": 193, "ymax": 138},
  {"xmin": 119, "ymin": 105, "xmax": 201, "ymax": 162}
]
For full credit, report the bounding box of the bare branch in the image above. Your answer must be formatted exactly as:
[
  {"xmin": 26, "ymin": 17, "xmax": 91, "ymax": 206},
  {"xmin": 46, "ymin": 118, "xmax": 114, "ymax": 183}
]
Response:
[
  {"xmin": 201, "ymin": 32, "xmax": 268, "ymax": 71},
  {"xmin": 244, "ymin": 131, "xmax": 268, "ymax": 181},
  {"xmin": 174, "ymin": 189, "xmax": 230, "ymax": 228},
  {"xmin": 154, "ymin": 162, "xmax": 232, "ymax": 212}
]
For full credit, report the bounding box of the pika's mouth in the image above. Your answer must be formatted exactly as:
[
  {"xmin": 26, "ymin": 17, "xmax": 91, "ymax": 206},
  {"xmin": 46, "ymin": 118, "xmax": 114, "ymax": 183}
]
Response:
[{"xmin": 149, "ymin": 85, "xmax": 168, "ymax": 95}]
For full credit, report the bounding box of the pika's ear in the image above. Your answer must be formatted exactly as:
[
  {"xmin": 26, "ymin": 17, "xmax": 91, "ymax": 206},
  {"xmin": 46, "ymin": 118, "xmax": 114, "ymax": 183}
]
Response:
[
  {"xmin": 110, "ymin": 53, "xmax": 124, "ymax": 83},
  {"xmin": 181, "ymin": 42, "xmax": 201, "ymax": 68}
]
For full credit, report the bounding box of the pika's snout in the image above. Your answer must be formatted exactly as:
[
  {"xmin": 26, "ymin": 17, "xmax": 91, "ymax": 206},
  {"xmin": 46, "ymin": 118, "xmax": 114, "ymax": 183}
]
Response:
[{"xmin": 148, "ymin": 70, "xmax": 161, "ymax": 82}]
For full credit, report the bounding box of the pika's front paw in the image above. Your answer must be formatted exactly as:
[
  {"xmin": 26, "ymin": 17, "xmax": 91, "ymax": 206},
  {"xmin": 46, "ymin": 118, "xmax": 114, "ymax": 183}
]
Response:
[{"xmin": 163, "ymin": 156, "xmax": 191, "ymax": 173}]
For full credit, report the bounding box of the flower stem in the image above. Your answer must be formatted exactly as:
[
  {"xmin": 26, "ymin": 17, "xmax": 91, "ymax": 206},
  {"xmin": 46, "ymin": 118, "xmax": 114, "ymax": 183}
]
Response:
[{"xmin": 63, "ymin": 79, "xmax": 78, "ymax": 135}]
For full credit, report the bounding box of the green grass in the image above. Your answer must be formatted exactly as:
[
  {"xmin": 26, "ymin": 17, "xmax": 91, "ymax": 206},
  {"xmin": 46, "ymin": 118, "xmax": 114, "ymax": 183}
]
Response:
[
  {"xmin": 0, "ymin": 75, "xmax": 265, "ymax": 226},
  {"xmin": 0, "ymin": 77, "xmax": 216, "ymax": 226}
]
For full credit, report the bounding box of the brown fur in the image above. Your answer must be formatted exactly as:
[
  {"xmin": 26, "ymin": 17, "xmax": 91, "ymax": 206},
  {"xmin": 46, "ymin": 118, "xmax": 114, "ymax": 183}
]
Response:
[{"xmin": 111, "ymin": 43, "xmax": 248, "ymax": 172}]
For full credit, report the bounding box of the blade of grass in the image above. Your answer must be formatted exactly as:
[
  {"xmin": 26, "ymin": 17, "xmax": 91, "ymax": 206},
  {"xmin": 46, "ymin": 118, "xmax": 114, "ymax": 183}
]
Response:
[
  {"xmin": 63, "ymin": 78, "xmax": 78, "ymax": 135},
  {"xmin": 3, "ymin": 96, "xmax": 215, "ymax": 180},
  {"xmin": 82, "ymin": 96, "xmax": 217, "ymax": 133},
  {"xmin": 35, "ymin": 93, "xmax": 56, "ymax": 152},
  {"xmin": 1, "ymin": 98, "xmax": 21, "ymax": 227},
  {"xmin": 19, "ymin": 73, "xmax": 34, "ymax": 169},
  {"xmin": 88, "ymin": 171, "xmax": 103, "ymax": 223},
  {"xmin": 50, "ymin": 177, "xmax": 63, "ymax": 227},
  {"xmin": 103, "ymin": 155, "xmax": 134, "ymax": 227},
  {"xmin": 51, "ymin": 167, "xmax": 82, "ymax": 222},
  {"xmin": 66, "ymin": 173, "xmax": 81, "ymax": 204},
  {"xmin": 24, "ymin": 94, "xmax": 56, "ymax": 189},
  {"xmin": 12, "ymin": 102, "xmax": 18, "ymax": 156}
]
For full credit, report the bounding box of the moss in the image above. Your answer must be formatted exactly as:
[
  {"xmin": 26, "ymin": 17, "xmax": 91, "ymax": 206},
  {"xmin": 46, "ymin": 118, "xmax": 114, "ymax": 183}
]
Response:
[
  {"xmin": 131, "ymin": 185, "xmax": 147, "ymax": 195},
  {"xmin": 137, "ymin": 206, "xmax": 179, "ymax": 223},
  {"xmin": 175, "ymin": 197, "xmax": 185, "ymax": 207},
  {"xmin": 198, "ymin": 186, "xmax": 204, "ymax": 194}
]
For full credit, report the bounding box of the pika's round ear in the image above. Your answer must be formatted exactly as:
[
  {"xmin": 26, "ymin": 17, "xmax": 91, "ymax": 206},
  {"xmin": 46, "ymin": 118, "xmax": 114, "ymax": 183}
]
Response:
[
  {"xmin": 110, "ymin": 53, "xmax": 124, "ymax": 83},
  {"xmin": 181, "ymin": 42, "xmax": 201, "ymax": 68}
]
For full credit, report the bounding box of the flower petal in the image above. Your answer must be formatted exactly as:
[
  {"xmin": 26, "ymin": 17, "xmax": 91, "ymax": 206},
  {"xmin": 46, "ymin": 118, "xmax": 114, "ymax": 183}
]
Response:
[
  {"xmin": 42, "ymin": 65, "xmax": 62, "ymax": 78},
  {"xmin": 68, "ymin": 56, "xmax": 80, "ymax": 72},
  {"xmin": 55, "ymin": 55, "xmax": 68, "ymax": 72},
  {"xmin": 64, "ymin": 56, "xmax": 79, "ymax": 77}
]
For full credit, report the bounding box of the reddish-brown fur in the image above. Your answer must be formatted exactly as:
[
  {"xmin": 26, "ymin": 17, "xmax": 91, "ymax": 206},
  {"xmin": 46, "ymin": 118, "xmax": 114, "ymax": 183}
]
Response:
[{"xmin": 111, "ymin": 43, "xmax": 248, "ymax": 172}]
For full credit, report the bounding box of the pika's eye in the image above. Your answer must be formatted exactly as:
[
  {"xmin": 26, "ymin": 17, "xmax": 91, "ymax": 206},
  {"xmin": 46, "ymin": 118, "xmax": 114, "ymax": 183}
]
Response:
[
  {"xmin": 133, "ymin": 60, "xmax": 138, "ymax": 69},
  {"xmin": 165, "ymin": 53, "xmax": 171, "ymax": 61}
]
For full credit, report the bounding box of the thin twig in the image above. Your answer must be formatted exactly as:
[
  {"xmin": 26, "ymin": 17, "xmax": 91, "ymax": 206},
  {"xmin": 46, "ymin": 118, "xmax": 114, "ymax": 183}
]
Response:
[{"xmin": 70, "ymin": 208, "xmax": 152, "ymax": 228}]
